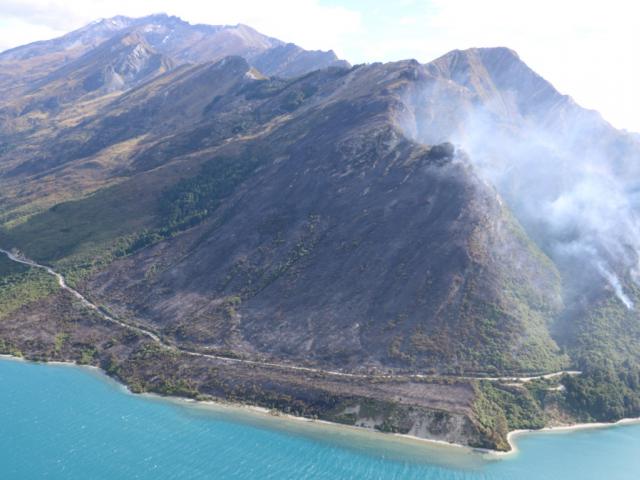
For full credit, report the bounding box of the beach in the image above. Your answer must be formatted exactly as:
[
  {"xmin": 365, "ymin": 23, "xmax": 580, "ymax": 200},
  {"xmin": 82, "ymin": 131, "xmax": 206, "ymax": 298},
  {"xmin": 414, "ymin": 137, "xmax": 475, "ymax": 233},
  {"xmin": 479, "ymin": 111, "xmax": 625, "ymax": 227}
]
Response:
[{"xmin": 3, "ymin": 352, "xmax": 638, "ymax": 461}]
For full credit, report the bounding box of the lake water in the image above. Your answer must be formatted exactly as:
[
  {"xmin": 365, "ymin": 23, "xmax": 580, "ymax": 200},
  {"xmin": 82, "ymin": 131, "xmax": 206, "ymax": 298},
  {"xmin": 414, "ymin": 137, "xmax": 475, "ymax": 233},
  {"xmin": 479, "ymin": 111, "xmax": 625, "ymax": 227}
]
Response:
[{"xmin": 1, "ymin": 357, "xmax": 639, "ymax": 479}]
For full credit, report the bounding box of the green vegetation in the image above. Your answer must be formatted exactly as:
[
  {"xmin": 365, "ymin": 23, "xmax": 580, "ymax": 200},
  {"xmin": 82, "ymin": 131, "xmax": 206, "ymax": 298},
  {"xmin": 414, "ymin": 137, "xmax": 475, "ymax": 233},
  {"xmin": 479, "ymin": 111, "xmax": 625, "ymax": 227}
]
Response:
[
  {"xmin": 0, "ymin": 258, "xmax": 58, "ymax": 319},
  {"xmin": 56, "ymin": 235, "xmax": 141, "ymax": 288},
  {"xmin": 0, "ymin": 152, "xmax": 265, "ymax": 292},
  {"xmin": 0, "ymin": 180, "xmax": 161, "ymax": 264},
  {"xmin": 563, "ymin": 365, "xmax": 640, "ymax": 422},
  {"xmin": 561, "ymin": 290, "xmax": 640, "ymax": 422},
  {"xmin": 53, "ymin": 332, "xmax": 70, "ymax": 353},
  {"xmin": 472, "ymin": 382, "xmax": 510, "ymax": 450},
  {"xmin": 492, "ymin": 209, "xmax": 568, "ymax": 373},
  {"xmin": 0, "ymin": 338, "xmax": 22, "ymax": 357},
  {"xmin": 472, "ymin": 377, "xmax": 575, "ymax": 450},
  {"xmin": 0, "ymin": 254, "xmax": 28, "ymax": 277},
  {"xmin": 477, "ymin": 381, "xmax": 546, "ymax": 430},
  {"xmin": 79, "ymin": 347, "xmax": 98, "ymax": 365},
  {"xmin": 472, "ymin": 279, "xmax": 640, "ymax": 438},
  {"xmin": 125, "ymin": 153, "xmax": 264, "ymax": 253}
]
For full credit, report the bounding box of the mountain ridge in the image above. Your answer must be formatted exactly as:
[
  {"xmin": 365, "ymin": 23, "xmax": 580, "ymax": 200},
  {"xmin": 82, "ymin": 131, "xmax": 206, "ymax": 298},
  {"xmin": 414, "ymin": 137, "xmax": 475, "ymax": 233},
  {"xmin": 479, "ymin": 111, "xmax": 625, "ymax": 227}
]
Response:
[
  {"xmin": 1, "ymin": 16, "xmax": 640, "ymax": 451},
  {"xmin": 0, "ymin": 13, "xmax": 348, "ymax": 79}
]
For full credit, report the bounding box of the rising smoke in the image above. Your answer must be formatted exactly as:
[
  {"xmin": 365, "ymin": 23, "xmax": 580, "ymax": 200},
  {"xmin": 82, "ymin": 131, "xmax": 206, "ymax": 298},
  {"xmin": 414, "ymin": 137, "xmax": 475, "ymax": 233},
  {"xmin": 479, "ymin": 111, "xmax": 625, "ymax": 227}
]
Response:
[
  {"xmin": 451, "ymin": 103, "xmax": 640, "ymax": 309},
  {"xmin": 398, "ymin": 73, "xmax": 640, "ymax": 310}
]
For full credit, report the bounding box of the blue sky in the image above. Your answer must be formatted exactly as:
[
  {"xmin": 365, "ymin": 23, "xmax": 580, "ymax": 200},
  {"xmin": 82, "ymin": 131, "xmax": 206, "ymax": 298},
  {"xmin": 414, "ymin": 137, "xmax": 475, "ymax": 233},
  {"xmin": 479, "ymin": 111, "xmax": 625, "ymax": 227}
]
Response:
[{"xmin": 0, "ymin": 0, "xmax": 638, "ymax": 132}]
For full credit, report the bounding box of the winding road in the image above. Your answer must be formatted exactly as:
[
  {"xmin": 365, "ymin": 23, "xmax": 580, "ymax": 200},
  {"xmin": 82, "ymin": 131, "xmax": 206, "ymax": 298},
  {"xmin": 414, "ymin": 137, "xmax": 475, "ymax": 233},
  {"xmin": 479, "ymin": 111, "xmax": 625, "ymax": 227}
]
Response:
[{"xmin": 1, "ymin": 247, "xmax": 581, "ymax": 382}]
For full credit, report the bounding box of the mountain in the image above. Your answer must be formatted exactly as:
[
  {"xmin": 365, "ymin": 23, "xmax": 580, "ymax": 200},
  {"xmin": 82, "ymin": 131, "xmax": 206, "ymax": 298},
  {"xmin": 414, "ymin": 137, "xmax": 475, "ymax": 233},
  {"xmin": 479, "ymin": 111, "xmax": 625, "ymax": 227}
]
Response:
[
  {"xmin": 9, "ymin": 31, "xmax": 174, "ymax": 119},
  {"xmin": 423, "ymin": 47, "xmax": 640, "ymax": 356},
  {"xmin": 78, "ymin": 60, "xmax": 564, "ymax": 375},
  {"xmin": 0, "ymin": 14, "xmax": 347, "ymax": 95},
  {"xmin": 0, "ymin": 14, "xmax": 348, "ymax": 138},
  {"xmin": 1, "ymin": 16, "xmax": 640, "ymax": 451}
]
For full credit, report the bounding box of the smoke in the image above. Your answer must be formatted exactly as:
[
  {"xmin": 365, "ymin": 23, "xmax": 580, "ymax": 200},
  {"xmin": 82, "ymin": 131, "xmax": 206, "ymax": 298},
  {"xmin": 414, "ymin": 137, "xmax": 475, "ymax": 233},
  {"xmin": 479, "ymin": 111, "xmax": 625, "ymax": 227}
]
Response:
[
  {"xmin": 597, "ymin": 261, "xmax": 634, "ymax": 309},
  {"xmin": 399, "ymin": 76, "xmax": 640, "ymax": 310},
  {"xmin": 450, "ymin": 103, "xmax": 640, "ymax": 309}
]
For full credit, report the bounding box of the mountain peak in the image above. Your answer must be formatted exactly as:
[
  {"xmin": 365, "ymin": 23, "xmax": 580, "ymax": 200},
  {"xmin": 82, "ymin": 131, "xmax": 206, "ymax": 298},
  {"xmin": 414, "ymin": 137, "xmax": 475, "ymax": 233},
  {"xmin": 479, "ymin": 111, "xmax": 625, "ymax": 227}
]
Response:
[
  {"xmin": 426, "ymin": 46, "xmax": 564, "ymax": 118},
  {"xmin": 465, "ymin": 46, "xmax": 519, "ymax": 60},
  {"xmin": 99, "ymin": 13, "xmax": 185, "ymax": 27},
  {"xmin": 428, "ymin": 46, "xmax": 525, "ymax": 81}
]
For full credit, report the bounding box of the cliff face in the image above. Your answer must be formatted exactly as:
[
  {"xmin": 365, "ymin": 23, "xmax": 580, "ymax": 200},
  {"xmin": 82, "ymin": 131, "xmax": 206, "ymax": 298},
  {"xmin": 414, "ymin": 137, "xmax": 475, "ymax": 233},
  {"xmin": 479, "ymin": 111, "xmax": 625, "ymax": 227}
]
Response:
[{"xmin": 2, "ymin": 17, "xmax": 640, "ymax": 450}]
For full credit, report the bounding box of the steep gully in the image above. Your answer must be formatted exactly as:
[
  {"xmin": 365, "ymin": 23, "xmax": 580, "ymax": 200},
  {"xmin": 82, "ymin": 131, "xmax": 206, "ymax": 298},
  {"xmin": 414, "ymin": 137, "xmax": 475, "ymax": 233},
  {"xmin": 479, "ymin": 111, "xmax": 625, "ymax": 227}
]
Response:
[{"xmin": 0, "ymin": 248, "xmax": 580, "ymax": 382}]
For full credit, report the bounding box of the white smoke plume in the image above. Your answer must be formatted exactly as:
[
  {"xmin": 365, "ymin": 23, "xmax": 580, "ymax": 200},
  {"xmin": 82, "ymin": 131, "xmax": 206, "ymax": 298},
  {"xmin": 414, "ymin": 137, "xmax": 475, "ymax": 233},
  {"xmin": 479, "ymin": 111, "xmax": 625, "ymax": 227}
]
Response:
[
  {"xmin": 397, "ymin": 68, "xmax": 640, "ymax": 310},
  {"xmin": 597, "ymin": 261, "xmax": 634, "ymax": 309},
  {"xmin": 449, "ymin": 104, "xmax": 640, "ymax": 310}
]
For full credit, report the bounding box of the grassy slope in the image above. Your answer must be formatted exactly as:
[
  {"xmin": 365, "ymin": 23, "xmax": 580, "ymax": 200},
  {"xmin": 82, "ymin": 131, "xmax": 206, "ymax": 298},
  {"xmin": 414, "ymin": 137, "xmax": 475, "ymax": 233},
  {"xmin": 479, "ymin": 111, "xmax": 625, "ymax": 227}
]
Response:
[
  {"xmin": 0, "ymin": 180, "xmax": 159, "ymax": 263},
  {"xmin": 0, "ymin": 255, "xmax": 57, "ymax": 320}
]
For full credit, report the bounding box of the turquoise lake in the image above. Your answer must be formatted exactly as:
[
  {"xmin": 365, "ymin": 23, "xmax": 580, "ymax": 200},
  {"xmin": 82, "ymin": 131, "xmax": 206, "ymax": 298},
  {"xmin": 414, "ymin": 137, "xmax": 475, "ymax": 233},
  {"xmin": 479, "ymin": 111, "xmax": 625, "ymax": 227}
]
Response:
[{"xmin": 1, "ymin": 358, "xmax": 639, "ymax": 479}]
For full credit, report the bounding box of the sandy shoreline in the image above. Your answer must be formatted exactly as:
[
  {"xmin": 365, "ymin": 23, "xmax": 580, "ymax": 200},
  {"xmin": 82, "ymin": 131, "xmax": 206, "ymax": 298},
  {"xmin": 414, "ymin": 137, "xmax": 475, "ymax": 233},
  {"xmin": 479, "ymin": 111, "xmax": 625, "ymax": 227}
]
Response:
[
  {"xmin": 496, "ymin": 417, "xmax": 640, "ymax": 457},
  {"xmin": 0, "ymin": 354, "xmax": 473, "ymax": 455},
  {"xmin": 140, "ymin": 388, "xmax": 478, "ymax": 459},
  {"xmin": 2, "ymin": 354, "xmax": 639, "ymax": 459}
]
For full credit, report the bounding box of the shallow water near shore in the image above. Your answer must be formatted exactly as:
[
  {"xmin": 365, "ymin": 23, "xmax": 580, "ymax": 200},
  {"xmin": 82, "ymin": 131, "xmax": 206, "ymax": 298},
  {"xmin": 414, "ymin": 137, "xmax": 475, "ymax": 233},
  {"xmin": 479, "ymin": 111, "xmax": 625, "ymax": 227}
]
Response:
[{"xmin": 1, "ymin": 358, "xmax": 640, "ymax": 479}]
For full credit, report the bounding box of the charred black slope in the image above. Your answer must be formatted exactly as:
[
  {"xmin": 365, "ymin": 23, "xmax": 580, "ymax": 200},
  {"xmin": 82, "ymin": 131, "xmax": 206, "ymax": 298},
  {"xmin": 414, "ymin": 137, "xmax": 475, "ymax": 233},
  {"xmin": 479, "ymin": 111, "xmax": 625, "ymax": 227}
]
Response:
[
  {"xmin": 19, "ymin": 59, "xmax": 563, "ymax": 376},
  {"xmin": 0, "ymin": 47, "xmax": 589, "ymax": 378}
]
